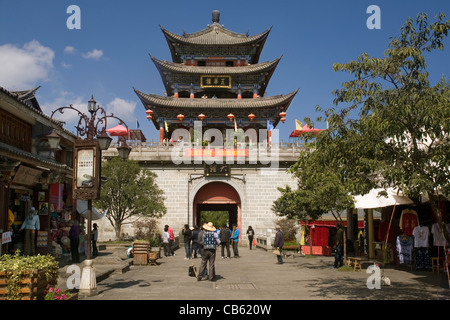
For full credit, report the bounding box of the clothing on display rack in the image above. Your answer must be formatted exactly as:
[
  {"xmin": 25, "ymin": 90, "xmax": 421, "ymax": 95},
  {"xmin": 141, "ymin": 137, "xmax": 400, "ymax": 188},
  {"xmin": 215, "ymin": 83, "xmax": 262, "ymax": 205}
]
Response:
[
  {"xmin": 412, "ymin": 225, "xmax": 430, "ymax": 248},
  {"xmin": 399, "ymin": 208, "xmax": 419, "ymax": 236},
  {"xmin": 431, "ymin": 223, "xmax": 449, "ymax": 247},
  {"xmin": 415, "ymin": 247, "xmax": 432, "ymax": 270},
  {"xmin": 396, "ymin": 234, "xmax": 414, "ymax": 265}
]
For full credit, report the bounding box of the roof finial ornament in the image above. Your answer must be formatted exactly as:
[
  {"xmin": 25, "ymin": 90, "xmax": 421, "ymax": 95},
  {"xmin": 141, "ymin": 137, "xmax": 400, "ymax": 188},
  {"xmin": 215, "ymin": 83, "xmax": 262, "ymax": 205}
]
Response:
[{"xmin": 212, "ymin": 10, "xmax": 220, "ymax": 24}]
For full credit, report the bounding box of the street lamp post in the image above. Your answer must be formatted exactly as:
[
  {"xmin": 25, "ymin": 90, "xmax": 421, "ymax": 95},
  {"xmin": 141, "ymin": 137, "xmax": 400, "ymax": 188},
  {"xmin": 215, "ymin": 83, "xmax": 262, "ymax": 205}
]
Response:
[{"xmin": 50, "ymin": 95, "xmax": 131, "ymax": 297}]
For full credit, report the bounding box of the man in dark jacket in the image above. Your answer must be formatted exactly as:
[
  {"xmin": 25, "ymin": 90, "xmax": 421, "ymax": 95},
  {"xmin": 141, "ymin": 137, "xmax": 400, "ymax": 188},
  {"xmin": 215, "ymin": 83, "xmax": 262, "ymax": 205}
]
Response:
[
  {"xmin": 274, "ymin": 227, "xmax": 284, "ymax": 264},
  {"xmin": 333, "ymin": 223, "xmax": 344, "ymax": 268},
  {"xmin": 191, "ymin": 226, "xmax": 200, "ymax": 258},
  {"xmin": 182, "ymin": 224, "xmax": 192, "ymax": 260},
  {"xmin": 220, "ymin": 225, "xmax": 231, "ymax": 258}
]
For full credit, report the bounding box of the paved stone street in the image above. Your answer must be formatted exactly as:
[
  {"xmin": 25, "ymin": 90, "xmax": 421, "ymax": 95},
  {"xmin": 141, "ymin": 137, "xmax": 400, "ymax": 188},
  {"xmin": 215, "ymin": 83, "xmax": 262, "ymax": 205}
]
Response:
[{"xmin": 68, "ymin": 245, "xmax": 449, "ymax": 301}]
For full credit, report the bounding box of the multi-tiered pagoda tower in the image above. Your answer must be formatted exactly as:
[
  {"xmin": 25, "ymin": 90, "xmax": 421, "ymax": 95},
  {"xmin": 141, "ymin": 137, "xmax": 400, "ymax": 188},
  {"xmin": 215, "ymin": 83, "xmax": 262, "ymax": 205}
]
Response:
[{"xmin": 135, "ymin": 10, "xmax": 297, "ymax": 143}]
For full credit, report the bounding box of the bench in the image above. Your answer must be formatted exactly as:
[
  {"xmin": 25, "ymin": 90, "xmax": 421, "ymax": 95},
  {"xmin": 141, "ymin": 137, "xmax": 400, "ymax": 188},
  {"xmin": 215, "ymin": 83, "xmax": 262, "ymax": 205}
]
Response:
[{"xmin": 347, "ymin": 257, "xmax": 362, "ymax": 272}]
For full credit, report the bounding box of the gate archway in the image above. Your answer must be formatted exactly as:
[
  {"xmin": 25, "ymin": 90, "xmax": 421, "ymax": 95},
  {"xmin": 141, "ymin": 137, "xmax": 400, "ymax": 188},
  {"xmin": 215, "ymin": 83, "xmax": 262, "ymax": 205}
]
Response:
[{"xmin": 193, "ymin": 181, "xmax": 241, "ymax": 237}]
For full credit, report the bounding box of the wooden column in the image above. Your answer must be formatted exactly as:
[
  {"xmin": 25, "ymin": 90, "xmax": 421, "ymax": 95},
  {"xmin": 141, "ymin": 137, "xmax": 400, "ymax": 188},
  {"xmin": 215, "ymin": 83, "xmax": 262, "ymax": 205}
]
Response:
[
  {"xmin": 159, "ymin": 127, "xmax": 164, "ymax": 143},
  {"xmin": 367, "ymin": 208, "xmax": 375, "ymax": 259}
]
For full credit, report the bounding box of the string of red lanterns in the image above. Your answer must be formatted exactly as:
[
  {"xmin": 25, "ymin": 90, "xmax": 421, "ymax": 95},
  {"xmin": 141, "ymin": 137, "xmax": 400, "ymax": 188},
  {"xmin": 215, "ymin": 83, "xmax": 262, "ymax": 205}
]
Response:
[{"xmin": 144, "ymin": 111, "xmax": 287, "ymax": 124}]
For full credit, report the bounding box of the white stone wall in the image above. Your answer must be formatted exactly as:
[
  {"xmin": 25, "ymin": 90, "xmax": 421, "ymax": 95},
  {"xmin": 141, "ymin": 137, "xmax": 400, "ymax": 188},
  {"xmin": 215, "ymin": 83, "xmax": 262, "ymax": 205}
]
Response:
[{"xmin": 94, "ymin": 166, "xmax": 297, "ymax": 244}]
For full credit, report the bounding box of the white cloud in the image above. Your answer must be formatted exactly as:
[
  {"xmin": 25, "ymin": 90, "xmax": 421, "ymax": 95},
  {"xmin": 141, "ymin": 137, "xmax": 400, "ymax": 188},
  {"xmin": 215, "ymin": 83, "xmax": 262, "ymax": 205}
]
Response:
[
  {"xmin": 105, "ymin": 98, "xmax": 137, "ymax": 125},
  {"xmin": 82, "ymin": 49, "xmax": 103, "ymax": 60},
  {"xmin": 41, "ymin": 93, "xmax": 87, "ymax": 128},
  {"xmin": 61, "ymin": 62, "xmax": 72, "ymax": 69},
  {"xmin": 0, "ymin": 40, "xmax": 54, "ymax": 89},
  {"xmin": 64, "ymin": 46, "xmax": 76, "ymax": 54}
]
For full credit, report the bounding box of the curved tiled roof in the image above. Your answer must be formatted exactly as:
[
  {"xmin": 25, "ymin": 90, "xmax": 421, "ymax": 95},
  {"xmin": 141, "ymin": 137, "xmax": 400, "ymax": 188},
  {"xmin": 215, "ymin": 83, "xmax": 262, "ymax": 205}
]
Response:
[
  {"xmin": 151, "ymin": 56, "xmax": 281, "ymax": 75},
  {"xmin": 160, "ymin": 24, "xmax": 272, "ymax": 47},
  {"xmin": 0, "ymin": 86, "xmax": 77, "ymax": 141},
  {"xmin": 134, "ymin": 88, "xmax": 298, "ymax": 110},
  {"xmin": 0, "ymin": 141, "xmax": 73, "ymax": 172}
]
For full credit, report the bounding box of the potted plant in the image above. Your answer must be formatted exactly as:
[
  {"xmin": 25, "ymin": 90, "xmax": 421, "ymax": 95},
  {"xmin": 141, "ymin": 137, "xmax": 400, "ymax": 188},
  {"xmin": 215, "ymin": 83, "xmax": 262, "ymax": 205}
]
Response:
[
  {"xmin": 149, "ymin": 235, "xmax": 162, "ymax": 258},
  {"xmin": 0, "ymin": 251, "xmax": 58, "ymax": 300}
]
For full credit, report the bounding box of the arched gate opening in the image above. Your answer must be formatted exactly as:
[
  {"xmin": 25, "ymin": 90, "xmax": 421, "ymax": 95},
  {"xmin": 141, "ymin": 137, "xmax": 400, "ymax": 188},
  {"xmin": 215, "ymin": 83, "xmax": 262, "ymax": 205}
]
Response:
[{"xmin": 193, "ymin": 182, "xmax": 241, "ymax": 235}]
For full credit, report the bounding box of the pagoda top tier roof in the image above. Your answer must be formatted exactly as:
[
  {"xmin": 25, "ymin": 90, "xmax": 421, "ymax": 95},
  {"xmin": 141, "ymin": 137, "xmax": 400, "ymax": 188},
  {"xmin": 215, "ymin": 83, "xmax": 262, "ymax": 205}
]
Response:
[{"xmin": 160, "ymin": 11, "xmax": 271, "ymax": 64}]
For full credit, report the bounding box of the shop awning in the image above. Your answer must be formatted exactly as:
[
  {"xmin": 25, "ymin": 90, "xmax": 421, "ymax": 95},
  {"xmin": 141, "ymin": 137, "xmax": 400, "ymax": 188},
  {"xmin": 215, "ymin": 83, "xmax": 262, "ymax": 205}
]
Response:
[
  {"xmin": 76, "ymin": 200, "xmax": 106, "ymax": 220},
  {"xmin": 353, "ymin": 188, "xmax": 414, "ymax": 209}
]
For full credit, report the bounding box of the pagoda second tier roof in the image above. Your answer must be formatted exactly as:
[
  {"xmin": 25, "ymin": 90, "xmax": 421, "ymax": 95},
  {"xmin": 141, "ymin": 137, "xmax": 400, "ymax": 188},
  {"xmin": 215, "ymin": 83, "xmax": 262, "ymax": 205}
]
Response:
[
  {"xmin": 151, "ymin": 55, "xmax": 281, "ymax": 75},
  {"xmin": 151, "ymin": 55, "xmax": 280, "ymax": 96},
  {"xmin": 134, "ymin": 88, "xmax": 298, "ymax": 111}
]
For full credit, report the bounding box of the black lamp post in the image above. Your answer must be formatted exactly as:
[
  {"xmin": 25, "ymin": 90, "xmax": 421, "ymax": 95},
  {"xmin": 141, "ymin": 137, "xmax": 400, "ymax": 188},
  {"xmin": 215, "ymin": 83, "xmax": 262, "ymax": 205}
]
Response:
[{"xmin": 50, "ymin": 95, "xmax": 131, "ymax": 296}]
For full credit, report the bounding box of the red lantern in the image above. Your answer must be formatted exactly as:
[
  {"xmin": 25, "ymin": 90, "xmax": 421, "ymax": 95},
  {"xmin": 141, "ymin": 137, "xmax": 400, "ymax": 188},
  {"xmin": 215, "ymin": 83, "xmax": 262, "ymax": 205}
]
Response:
[
  {"xmin": 146, "ymin": 109, "xmax": 153, "ymax": 115},
  {"xmin": 177, "ymin": 114, "xmax": 184, "ymax": 121},
  {"xmin": 198, "ymin": 113, "xmax": 206, "ymax": 121},
  {"xmin": 146, "ymin": 115, "xmax": 152, "ymax": 120},
  {"xmin": 248, "ymin": 113, "xmax": 255, "ymax": 121},
  {"xmin": 227, "ymin": 113, "xmax": 234, "ymax": 121},
  {"xmin": 280, "ymin": 117, "xmax": 286, "ymax": 123},
  {"xmin": 279, "ymin": 111, "xmax": 286, "ymax": 118}
]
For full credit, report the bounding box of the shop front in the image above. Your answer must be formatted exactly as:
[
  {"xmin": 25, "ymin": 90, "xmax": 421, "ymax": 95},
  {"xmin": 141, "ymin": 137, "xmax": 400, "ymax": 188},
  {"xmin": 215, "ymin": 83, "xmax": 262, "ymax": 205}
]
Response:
[{"xmin": 299, "ymin": 220, "xmax": 365, "ymax": 256}]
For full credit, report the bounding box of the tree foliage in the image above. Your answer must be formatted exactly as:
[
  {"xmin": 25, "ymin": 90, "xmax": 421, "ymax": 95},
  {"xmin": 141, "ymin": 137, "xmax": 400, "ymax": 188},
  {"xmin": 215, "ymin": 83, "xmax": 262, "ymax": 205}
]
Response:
[
  {"xmin": 273, "ymin": 12, "xmax": 450, "ymax": 253},
  {"xmin": 327, "ymin": 13, "xmax": 450, "ymax": 216},
  {"xmin": 94, "ymin": 157, "xmax": 166, "ymax": 239}
]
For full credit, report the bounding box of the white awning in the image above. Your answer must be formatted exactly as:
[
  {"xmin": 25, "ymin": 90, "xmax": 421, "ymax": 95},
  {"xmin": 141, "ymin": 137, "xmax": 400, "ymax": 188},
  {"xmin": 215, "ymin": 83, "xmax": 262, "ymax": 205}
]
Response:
[
  {"xmin": 353, "ymin": 188, "xmax": 415, "ymax": 209},
  {"xmin": 76, "ymin": 200, "xmax": 107, "ymax": 220}
]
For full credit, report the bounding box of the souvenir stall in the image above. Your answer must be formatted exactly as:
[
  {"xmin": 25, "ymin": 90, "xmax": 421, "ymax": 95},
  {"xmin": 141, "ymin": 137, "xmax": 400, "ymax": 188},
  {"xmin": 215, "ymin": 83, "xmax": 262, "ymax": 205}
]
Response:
[
  {"xmin": 384, "ymin": 201, "xmax": 450, "ymax": 271},
  {"xmin": 299, "ymin": 220, "xmax": 364, "ymax": 256}
]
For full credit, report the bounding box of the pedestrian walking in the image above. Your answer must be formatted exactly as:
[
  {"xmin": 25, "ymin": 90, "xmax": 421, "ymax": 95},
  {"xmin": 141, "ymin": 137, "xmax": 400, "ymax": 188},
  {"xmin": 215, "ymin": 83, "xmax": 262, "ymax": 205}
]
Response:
[
  {"xmin": 333, "ymin": 223, "xmax": 344, "ymax": 268},
  {"xmin": 162, "ymin": 225, "xmax": 170, "ymax": 257},
  {"xmin": 166, "ymin": 225, "xmax": 175, "ymax": 256},
  {"xmin": 182, "ymin": 224, "xmax": 192, "ymax": 259},
  {"xmin": 220, "ymin": 225, "xmax": 231, "ymax": 258},
  {"xmin": 69, "ymin": 220, "xmax": 81, "ymax": 263},
  {"xmin": 274, "ymin": 226, "xmax": 284, "ymax": 264},
  {"xmin": 197, "ymin": 222, "xmax": 221, "ymax": 281},
  {"xmin": 231, "ymin": 224, "xmax": 240, "ymax": 258},
  {"xmin": 191, "ymin": 225, "xmax": 200, "ymax": 258},
  {"xmin": 92, "ymin": 223, "xmax": 98, "ymax": 257},
  {"xmin": 247, "ymin": 226, "xmax": 255, "ymax": 250}
]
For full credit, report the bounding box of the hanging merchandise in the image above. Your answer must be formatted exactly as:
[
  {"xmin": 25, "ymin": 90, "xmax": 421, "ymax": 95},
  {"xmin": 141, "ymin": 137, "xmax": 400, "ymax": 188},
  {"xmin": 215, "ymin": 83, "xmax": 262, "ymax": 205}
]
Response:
[
  {"xmin": 412, "ymin": 225, "xmax": 430, "ymax": 248},
  {"xmin": 396, "ymin": 234, "xmax": 414, "ymax": 265},
  {"xmin": 415, "ymin": 248, "xmax": 432, "ymax": 270},
  {"xmin": 412, "ymin": 225, "xmax": 432, "ymax": 270},
  {"xmin": 399, "ymin": 208, "xmax": 419, "ymax": 236},
  {"xmin": 431, "ymin": 222, "xmax": 449, "ymax": 247}
]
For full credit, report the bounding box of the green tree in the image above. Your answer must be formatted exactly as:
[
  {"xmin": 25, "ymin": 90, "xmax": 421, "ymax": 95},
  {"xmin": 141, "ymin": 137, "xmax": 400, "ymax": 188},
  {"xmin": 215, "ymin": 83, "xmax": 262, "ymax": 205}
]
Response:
[
  {"xmin": 201, "ymin": 211, "xmax": 229, "ymax": 228},
  {"xmin": 327, "ymin": 12, "xmax": 450, "ymax": 242},
  {"xmin": 94, "ymin": 157, "xmax": 166, "ymax": 239}
]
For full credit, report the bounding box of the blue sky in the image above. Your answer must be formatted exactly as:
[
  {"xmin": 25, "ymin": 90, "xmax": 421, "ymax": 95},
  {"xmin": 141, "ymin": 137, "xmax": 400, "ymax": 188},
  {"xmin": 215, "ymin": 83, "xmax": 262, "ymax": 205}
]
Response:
[{"xmin": 1, "ymin": 0, "xmax": 449, "ymax": 143}]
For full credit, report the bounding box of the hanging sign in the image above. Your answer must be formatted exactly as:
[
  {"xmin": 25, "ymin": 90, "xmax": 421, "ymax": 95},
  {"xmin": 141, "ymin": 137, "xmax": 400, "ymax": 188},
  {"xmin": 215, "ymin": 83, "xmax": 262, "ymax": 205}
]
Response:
[
  {"xmin": 200, "ymin": 75, "xmax": 231, "ymax": 88},
  {"xmin": 73, "ymin": 139, "xmax": 101, "ymax": 200}
]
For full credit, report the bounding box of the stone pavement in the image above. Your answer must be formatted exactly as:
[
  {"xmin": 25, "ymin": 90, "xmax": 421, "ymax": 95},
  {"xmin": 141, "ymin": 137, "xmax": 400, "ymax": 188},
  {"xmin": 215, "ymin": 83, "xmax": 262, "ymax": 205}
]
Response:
[{"xmin": 58, "ymin": 245, "xmax": 450, "ymax": 301}]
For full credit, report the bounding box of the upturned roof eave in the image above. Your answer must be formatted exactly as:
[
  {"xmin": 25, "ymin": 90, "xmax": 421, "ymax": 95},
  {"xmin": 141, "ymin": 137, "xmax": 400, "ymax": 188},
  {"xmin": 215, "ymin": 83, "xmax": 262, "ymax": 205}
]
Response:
[
  {"xmin": 134, "ymin": 88, "xmax": 298, "ymax": 110},
  {"xmin": 160, "ymin": 24, "xmax": 272, "ymax": 63}
]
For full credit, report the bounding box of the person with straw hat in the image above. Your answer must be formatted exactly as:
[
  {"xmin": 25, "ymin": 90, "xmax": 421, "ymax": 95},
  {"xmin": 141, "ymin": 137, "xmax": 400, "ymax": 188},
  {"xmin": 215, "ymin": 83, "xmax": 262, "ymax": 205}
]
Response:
[{"xmin": 197, "ymin": 222, "xmax": 221, "ymax": 281}]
